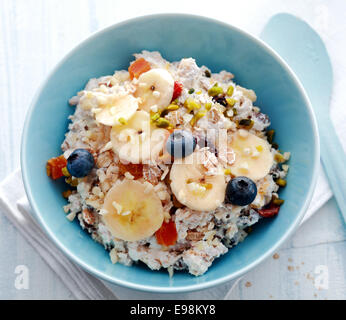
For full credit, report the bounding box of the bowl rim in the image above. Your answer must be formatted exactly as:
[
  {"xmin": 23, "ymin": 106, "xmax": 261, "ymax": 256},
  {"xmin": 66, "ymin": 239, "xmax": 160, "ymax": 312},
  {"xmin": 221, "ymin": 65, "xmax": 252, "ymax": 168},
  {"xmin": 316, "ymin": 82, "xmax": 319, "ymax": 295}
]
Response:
[{"xmin": 21, "ymin": 13, "xmax": 320, "ymax": 293}]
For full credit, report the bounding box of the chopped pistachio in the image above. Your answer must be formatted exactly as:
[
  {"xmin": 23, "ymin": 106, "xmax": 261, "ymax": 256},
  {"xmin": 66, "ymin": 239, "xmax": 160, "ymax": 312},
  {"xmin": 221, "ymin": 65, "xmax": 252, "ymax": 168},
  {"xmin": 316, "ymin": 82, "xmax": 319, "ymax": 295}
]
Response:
[
  {"xmin": 190, "ymin": 118, "xmax": 196, "ymax": 126},
  {"xmin": 156, "ymin": 118, "xmax": 171, "ymax": 128},
  {"xmin": 166, "ymin": 104, "xmax": 180, "ymax": 111},
  {"xmin": 65, "ymin": 177, "xmax": 79, "ymax": 187},
  {"xmin": 232, "ymin": 108, "xmax": 238, "ymax": 116},
  {"xmin": 62, "ymin": 167, "xmax": 71, "ymax": 177},
  {"xmin": 227, "ymin": 86, "xmax": 234, "ymax": 96},
  {"xmin": 118, "ymin": 117, "xmax": 128, "ymax": 125},
  {"xmin": 273, "ymin": 198, "xmax": 285, "ymax": 206},
  {"xmin": 196, "ymin": 91, "xmax": 202, "ymax": 95},
  {"xmin": 274, "ymin": 153, "xmax": 286, "ymax": 163},
  {"xmin": 224, "ymin": 168, "xmax": 232, "ymax": 175},
  {"xmin": 188, "ymin": 88, "xmax": 195, "ymax": 94},
  {"xmin": 151, "ymin": 113, "xmax": 160, "ymax": 122},
  {"xmin": 184, "ymin": 98, "xmax": 201, "ymax": 111},
  {"xmin": 208, "ymin": 85, "xmax": 224, "ymax": 97},
  {"xmin": 196, "ymin": 110, "xmax": 206, "ymax": 119},
  {"xmin": 226, "ymin": 98, "xmax": 237, "ymax": 107},
  {"xmin": 190, "ymin": 111, "xmax": 206, "ymax": 126},
  {"xmin": 205, "ymin": 102, "xmax": 212, "ymax": 111},
  {"xmin": 276, "ymin": 179, "xmax": 287, "ymax": 187}
]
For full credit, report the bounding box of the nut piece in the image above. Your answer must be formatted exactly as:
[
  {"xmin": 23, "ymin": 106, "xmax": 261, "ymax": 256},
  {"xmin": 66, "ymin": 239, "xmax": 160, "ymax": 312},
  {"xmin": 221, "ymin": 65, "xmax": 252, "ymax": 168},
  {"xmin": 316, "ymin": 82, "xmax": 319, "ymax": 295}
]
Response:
[{"xmin": 82, "ymin": 208, "xmax": 96, "ymax": 226}]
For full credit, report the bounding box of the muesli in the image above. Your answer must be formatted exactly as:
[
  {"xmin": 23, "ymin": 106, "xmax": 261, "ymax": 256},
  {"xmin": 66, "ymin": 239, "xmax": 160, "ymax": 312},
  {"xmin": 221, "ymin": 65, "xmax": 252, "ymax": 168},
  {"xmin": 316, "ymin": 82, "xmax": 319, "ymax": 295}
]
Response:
[{"xmin": 46, "ymin": 51, "xmax": 290, "ymax": 276}]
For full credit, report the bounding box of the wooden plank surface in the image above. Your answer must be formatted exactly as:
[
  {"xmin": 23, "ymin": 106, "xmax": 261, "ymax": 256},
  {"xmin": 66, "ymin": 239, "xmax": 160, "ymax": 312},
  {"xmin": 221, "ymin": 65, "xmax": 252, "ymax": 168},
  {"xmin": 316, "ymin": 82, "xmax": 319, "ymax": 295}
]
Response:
[{"xmin": 0, "ymin": 0, "xmax": 345, "ymax": 300}]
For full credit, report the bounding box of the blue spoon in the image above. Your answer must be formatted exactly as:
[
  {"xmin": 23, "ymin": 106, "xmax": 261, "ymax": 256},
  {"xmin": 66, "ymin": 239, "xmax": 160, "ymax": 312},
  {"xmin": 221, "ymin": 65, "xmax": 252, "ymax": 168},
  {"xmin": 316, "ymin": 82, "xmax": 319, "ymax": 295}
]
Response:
[{"xmin": 260, "ymin": 13, "xmax": 346, "ymax": 222}]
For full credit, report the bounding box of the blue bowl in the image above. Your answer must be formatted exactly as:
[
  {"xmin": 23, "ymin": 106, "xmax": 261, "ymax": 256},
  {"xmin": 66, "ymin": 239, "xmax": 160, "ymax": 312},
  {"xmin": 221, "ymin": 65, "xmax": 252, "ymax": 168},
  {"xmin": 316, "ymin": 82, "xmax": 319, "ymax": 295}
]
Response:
[{"xmin": 21, "ymin": 14, "xmax": 319, "ymax": 293}]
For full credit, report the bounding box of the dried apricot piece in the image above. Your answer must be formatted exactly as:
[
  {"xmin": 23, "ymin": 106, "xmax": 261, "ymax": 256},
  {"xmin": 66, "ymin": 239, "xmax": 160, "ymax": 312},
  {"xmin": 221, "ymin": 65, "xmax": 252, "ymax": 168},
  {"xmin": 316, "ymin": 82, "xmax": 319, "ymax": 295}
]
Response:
[
  {"xmin": 128, "ymin": 58, "xmax": 151, "ymax": 80},
  {"xmin": 156, "ymin": 220, "xmax": 178, "ymax": 246},
  {"xmin": 46, "ymin": 155, "xmax": 67, "ymax": 180}
]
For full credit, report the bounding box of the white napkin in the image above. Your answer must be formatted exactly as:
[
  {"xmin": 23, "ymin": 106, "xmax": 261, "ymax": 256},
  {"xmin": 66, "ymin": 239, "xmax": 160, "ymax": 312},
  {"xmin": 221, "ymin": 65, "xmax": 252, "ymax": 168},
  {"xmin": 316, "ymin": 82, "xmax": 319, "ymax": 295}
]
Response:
[
  {"xmin": 0, "ymin": 165, "xmax": 331, "ymax": 300},
  {"xmin": 0, "ymin": 170, "xmax": 118, "ymax": 300}
]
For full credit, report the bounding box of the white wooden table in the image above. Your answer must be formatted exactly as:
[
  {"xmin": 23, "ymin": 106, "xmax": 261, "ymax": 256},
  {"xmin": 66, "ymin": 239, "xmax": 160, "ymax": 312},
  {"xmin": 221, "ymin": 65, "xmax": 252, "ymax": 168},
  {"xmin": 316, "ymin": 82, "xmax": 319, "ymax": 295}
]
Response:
[{"xmin": 0, "ymin": 0, "xmax": 345, "ymax": 300}]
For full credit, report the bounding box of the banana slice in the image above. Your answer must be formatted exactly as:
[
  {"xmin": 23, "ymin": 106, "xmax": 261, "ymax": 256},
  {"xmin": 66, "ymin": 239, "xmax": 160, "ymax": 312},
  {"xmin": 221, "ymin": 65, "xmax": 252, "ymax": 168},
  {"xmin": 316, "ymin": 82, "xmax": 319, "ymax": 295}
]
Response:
[
  {"xmin": 102, "ymin": 180, "xmax": 164, "ymax": 241},
  {"xmin": 94, "ymin": 94, "xmax": 139, "ymax": 127},
  {"xmin": 111, "ymin": 110, "xmax": 170, "ymax": 163},
  {"xmin": 229, "ymin": 129, "xmax": 273, "ymax": 181},
  {"xmin": 170, "ymin": 151, "xmax": 227, "ymax": 212},
  {"xmin": 135, "ymin": 69, "xmax": 174, "ymax": 112}
]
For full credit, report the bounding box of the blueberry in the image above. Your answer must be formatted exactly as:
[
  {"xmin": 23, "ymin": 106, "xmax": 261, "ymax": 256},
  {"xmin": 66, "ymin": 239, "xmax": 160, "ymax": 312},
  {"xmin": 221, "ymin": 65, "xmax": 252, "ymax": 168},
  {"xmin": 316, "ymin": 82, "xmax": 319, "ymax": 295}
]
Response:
[
  {"xmin": 225, "ymin": 177, "xmax": 257, "ymax": 206},
  {"xmin": 166, "ymin": 130, "xmax": 197, "ymax": 158},
  {"xmin": 67, "ymin": 149, "xmax": 94, "ymax": 178}
]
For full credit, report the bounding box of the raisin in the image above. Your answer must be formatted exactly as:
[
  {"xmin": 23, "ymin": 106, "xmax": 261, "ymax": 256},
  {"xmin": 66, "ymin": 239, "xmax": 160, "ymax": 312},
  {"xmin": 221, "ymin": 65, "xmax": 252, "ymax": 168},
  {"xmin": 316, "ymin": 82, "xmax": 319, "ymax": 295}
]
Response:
[{"xmin": 212, "ymin": 95, "xmax": 228, "ymax": 107}]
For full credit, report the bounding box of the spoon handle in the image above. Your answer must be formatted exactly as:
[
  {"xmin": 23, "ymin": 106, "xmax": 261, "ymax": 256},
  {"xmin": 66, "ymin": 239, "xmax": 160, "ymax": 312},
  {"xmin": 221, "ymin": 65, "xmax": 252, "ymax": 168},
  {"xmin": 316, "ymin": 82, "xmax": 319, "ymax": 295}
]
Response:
[
  {"xmin": 261, "ymin": 13, "xmax": 346, "ymax": 223},
  {"xmin": 319, "ymin": 116, "xmax": 346, "ymax": 220}
]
